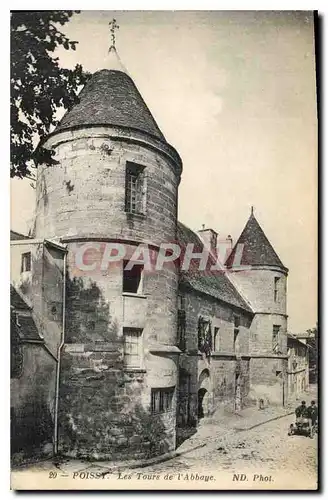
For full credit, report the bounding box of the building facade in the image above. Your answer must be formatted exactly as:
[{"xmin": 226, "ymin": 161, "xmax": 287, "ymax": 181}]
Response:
[
  {"xmin": 287, "ymin": 334, "xmax": 309, "ymax": 400},
  {"xmin": 11, "ymin": 48, "xmax": 292, "ymax": 462}
]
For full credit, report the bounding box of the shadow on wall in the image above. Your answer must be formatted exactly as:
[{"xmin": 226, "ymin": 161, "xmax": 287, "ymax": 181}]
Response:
[
  {"xmin": 11, "ymin": 402, "xmax": 53, "ymax": 460},
  {"xmin": 60, "ymin": 277, "xmax": 171, "ymax": 460},
  {"xmin": 65, "ymin": 276, "xmax": 115, "ymax": 343}
]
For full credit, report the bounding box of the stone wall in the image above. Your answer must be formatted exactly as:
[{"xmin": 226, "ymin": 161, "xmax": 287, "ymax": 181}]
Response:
[
  {"xmin": 249, "ymin": 357, "xmax": 288, "ymax": 406},
  {"xmin": 59, "ymin": 246, "xmax": 179, "ymax": 459},
  {"xmin": 229, "ymin": 267, "xmax": 288, "ymax": 407},
  {"xmin": 11, "ymin": 241, "xmax": 64, "ymax": 357},
  {"xmin": 34, "ymin": 127, "xmax": 180, "ymax": 247},
  {"xmin": 287, "ymin": 339, "xmax": 309, "ymax": 401},
  {"xmin": 11, "ymin": 344, "xmax": 56, "ymax": 462},
  {"xmin": 228, "ymin": 267, "xmax": 287, "ymax": 314},
  {"xmin": 59, "ymin": 346, "xmax": 176, "ymax": 460},
  {"xmin": 34, "ymin": 125, "xmax": 181, "ymax": 459},
  {"xmin": 177, "ymin": 286, "xmax": 253, "ymax": 427}
]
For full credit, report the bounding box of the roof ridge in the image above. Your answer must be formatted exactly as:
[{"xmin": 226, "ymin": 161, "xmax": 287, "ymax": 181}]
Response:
[{"xmin": 177, "ymin": 221, "xmax": 253, "ymax": 313}]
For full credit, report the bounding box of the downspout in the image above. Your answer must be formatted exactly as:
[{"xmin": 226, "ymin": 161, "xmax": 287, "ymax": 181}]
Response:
[{"xmin": 54, "ymin": 251, "xmax": 67, "ymax": 455}]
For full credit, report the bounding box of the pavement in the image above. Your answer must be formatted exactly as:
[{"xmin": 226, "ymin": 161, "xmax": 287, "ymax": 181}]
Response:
[
  {"xmin": 177, "ymin": 384, "xmax": 317, "ymax": 455},
  {"xmin": 11, "ymin": 385, "xmax": 318, "ymax": 490}
]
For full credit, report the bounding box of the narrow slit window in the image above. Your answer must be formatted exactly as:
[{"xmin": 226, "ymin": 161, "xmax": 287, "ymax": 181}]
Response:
[
  {"xmin": 214, "ymin": 327, "xmax": 220, "ymax": 351},
  {"xmin": 233, "ymin": 315, "xmax": 240, "ymax": 353},
  {"xmin": 274, "ymin": 277, "xmax": 280, "ymax": 302},
  {"xmin": 125, "ymin": 162, "xmax": 146, "ymax": 215},
  {"xmin": 21, "ymin": 252, "xmax": 31, "ymax": 272},
  {"xmin": 272, "ymin": 325, "xmax": 281, "ymax": 353}
]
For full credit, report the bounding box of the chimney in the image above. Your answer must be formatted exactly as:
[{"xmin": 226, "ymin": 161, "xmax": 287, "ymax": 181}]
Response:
[
  {"xmin": 223, "ymin": 235, "xmax": 233, "ymax": 262},
  {"xmin": 198, "ymin": 225, "xmax": 218, "ymax": 254}
]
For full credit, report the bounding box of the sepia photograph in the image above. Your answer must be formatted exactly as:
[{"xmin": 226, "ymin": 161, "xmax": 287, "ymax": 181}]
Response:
[{"xmin": 9, "ymin": 9, "xmax": 318, "ymax": 490}]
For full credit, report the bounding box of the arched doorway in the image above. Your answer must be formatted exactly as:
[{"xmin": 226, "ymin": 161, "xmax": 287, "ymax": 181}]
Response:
[
  {"xmin": 198, "ymin": 369, "xmax": 211, "ymax": 420},
  {"xmin": 198, "ymin": 388, "xmax": 207, "ymax": 419}
]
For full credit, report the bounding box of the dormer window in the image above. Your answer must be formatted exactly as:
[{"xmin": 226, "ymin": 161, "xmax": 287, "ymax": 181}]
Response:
[{"xmin": 125, "ymin": 162, "xmax": 146, "ymax": 215}]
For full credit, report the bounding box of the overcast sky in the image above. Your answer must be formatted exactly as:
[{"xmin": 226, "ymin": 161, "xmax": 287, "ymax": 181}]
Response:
[{"xmin": 10, "ymin": 10, "xmax": 317, "ymax": 333}]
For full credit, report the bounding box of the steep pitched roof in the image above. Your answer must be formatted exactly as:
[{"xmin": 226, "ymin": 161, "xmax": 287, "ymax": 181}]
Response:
[
  {"xmin": 56, "ymin": 49, "xmax": 166, "ymax": 142},
  {"xmin": 225, "ymin": 213, "xmax": 287, "ymax": 271},
  {"xmin": 10, "ymin": 285, "xmax": 31, "ymax": 310},
  {"xmin": 287, "ymin": 333, "xmax": 307, "ymax": 348},
  {"xmin": 10, "ymin": 286, "xmax": 42, "ymax": 341},
  {"xmin": 177, "ymin": 222, "xmax": 253, "ymax": 313},
  {"xmin": 10, "ymin": 230, "xmax": 30, "ymax": 241}
]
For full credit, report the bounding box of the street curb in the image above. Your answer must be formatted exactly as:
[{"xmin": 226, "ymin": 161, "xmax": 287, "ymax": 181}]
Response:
[
  {"xmin": 126, "ymin": 443, "xmax": 207, "ymax": 470},
  {"xmin": 73, "ymin": 443, "xmax": 207, "ymax": 474},
  {"xmin": 234, "ymin": 411, "xmax": 294, "ymax": 432}
]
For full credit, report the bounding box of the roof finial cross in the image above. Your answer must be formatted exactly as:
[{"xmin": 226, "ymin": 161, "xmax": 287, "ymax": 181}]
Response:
[
  {"xmin": 251, "ymin": 205, "xmax": 254, "ymax": 215},
  {"xmin": 109, "ymin": 18, "xmax": 120, "ymax": 50}
]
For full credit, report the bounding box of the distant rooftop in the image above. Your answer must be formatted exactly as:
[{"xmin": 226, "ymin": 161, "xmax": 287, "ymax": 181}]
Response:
[
  {"xmin": 10, "ymin": 230, "xmax": 30, "ymax": 241},
  {"xmin": 177, "ymin": 222, "xmax": 253, "ymax": 313}
]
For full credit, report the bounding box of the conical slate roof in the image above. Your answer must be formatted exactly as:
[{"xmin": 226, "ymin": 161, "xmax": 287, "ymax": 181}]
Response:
[
  {"xmin": 56, "ymin": 48, "xmax": 166, "ymax": 141},
  {"xmin": 226, "ymin": 212, "xmax": 287, "ymax": 270}
]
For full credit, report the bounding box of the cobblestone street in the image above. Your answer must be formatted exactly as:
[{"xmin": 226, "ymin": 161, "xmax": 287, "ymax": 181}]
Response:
[{"xmin": 138, "ymin": 413, "xmax": 317, "ymax": 486}]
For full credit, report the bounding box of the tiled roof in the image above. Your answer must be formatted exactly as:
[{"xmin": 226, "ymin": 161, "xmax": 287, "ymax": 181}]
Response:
[
  {"xmin": 10, "ymin": 230, "xmax": 30, "ymax": 240},
  {"xmin": 226, "ymin": 213, "xmax": 287, "ymax": 270},
  {"xmin": 10, "ymin": 287, "xmax": 42, "ymax": 341},
  {"xmin": 10, "ymin": 285, "xmax": 31, "ymax": 310},
  {"xmin": 56, "ymin": 69, "xmax": 166, "ymax": 141},
  {"xmin": 287, "ymin": 333, "xmax": 307, "ymax": 347},
  {"xmin": 17, "ymin": 316, "xmax": 42, "ymax": 341},
  {"xmin": 177, "ymin": 222, "xmax": 253, "ymax": 313}
]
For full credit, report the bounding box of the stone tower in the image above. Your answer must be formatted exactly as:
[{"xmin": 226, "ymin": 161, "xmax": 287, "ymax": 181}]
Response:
[
  {"xmin": 34, "ymin": 48, "xmax": 182, "ymax": 459},
  {"xmin": 226, "ymin": 211, "xmax": 289, "ymax": 405}
]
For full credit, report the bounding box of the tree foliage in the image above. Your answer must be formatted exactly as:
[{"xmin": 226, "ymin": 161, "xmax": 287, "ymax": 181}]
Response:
[{"xmin": 11, "ymin": 11, "xmax": 90, "ymax": 179}]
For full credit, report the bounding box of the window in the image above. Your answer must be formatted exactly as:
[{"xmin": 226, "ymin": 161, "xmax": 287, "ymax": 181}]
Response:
[
  {"xmin": 272, "ymin": 325, "xmax": 280, "ymax": 353},
  {"xmin": 21, "ymin": 252, "xmax": 31, "ymax": 272},
  {"xmin": 233, "ymin": 315, "xmax": 240, "ymax": 328},
  {"xmin": 274, "ymin": 277, "xmax": 280, "ymax": 302},
  {"xmin": 151, "ymin": 387, "xmax": 174, "ymax": 414},
  {"xmin": 178, "ymin": 294, "xmax": 185, "ymax": 311},
  {"xmin": 214, "ymin": 327, "xmax": 220, "ymax": 351},
  {"xmin": 123, "ymin": 328, "xmax": 143, "ymax": 369},
  {"xmin": 233, "ymin": 329, "xmax": 240, "ymax": 353},
  {"xmin": 125, "ymin": 162, "xmax": 146, "ymax": 214},
  {"xmin": 177, "ymin": 294, "xmax": 186, "ymax": 351},
  {"xmin": 198, "ymin": 316, "xmax": 212, "ymax": 356},
  {"xmin": 233, "ymin": 315, "xmax": 240, "ymax": 353},
  {"xmin": 123, "ymin": 261, "xmax": 143, "ymax": 293},
  {"xmin": 178, "ymin": 310, "xmax": 186, "ymax": 352}
]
